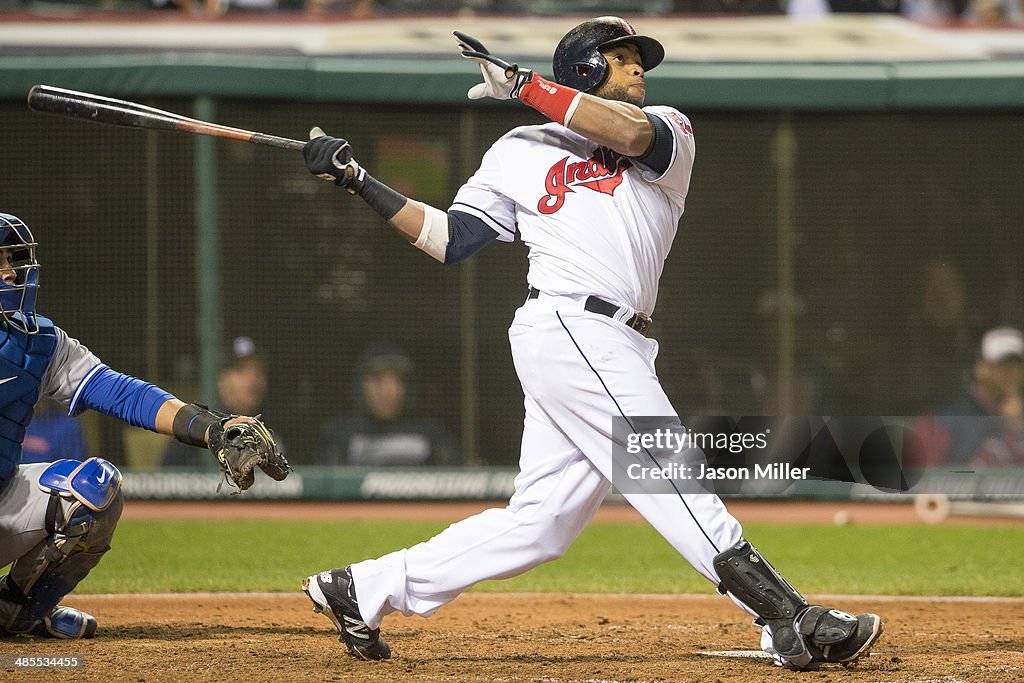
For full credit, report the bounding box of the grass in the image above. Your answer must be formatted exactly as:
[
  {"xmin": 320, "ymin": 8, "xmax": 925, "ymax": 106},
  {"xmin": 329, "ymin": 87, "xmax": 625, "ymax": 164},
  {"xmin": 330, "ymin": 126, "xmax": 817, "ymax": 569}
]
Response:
[{"xmin": 69, "ymin": 519, "xmax": 1024, "ymax": 597}]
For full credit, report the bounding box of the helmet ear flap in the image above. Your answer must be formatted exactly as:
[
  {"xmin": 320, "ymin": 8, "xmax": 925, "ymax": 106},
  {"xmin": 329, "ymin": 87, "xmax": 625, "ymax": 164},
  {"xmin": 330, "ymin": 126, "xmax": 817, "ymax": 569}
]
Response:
[{"xmin": 569, "ymin": 57, "xmax": 608, "ymax": 92}]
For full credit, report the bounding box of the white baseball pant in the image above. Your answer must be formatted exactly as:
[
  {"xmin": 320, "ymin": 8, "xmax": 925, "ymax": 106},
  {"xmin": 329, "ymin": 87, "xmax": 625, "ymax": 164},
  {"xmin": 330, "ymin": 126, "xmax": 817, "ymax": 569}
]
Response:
[{"xmin": 351, "ymin": 293, "xmax": 756, "ymax": 629}]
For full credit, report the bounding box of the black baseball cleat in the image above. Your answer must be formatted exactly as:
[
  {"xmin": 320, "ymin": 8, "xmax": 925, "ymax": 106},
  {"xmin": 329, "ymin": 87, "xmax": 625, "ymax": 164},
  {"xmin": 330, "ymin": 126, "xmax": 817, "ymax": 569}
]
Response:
[
  {"xmin": 793, "ymin": 606, "xmax": 884, "ymax": 669},
  {"xmin": 303, "ymin": 567, "xmax": 391, "ymax": 660}
]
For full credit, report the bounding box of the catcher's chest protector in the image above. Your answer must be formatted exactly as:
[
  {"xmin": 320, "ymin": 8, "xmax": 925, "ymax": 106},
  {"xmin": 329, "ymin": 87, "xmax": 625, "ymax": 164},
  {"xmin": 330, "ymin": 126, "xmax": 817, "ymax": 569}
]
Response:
[{"xmin": 0, "ymin": 316, "xmax": 56, "ymax": 487}]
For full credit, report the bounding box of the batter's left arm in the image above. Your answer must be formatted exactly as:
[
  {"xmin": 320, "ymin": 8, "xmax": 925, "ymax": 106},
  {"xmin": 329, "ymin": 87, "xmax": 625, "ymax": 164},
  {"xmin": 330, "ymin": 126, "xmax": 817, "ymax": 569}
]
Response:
[
  {"xmin": 562, "ymin": 98, "xmax": 652, "ymax": 157},
  {"xmin": 454, "ymin": 31, "xmax": 653, "ymax": 157}
]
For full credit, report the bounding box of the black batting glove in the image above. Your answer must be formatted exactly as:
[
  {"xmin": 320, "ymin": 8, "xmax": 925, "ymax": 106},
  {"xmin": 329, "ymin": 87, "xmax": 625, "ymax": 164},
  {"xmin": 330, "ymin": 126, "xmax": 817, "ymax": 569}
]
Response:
[{"xmin": 304, "ymin": 126, "xmax": 366, "ymax": 193}]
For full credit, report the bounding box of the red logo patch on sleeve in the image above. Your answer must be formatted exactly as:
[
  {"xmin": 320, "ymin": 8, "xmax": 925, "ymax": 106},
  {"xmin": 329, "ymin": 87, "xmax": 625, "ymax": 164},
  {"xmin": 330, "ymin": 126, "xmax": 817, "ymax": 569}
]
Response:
[{"xmin": 664, "ymin": 111, "xmax": 693, "ymax": 136}]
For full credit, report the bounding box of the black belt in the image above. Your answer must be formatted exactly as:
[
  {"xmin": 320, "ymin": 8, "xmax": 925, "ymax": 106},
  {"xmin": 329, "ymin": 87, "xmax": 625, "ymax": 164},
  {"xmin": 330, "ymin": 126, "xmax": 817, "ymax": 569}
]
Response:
[{"xmin": 527, "ymin": 287, "xmax": 652, "ymax": 337}]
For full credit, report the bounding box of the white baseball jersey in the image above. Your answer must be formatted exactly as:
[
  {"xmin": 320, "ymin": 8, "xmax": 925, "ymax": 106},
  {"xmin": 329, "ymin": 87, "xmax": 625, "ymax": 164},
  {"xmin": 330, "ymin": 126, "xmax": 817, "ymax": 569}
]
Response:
[{"xmin": 451, "ymin": 105, "xmax": 695, "ymax": 315}]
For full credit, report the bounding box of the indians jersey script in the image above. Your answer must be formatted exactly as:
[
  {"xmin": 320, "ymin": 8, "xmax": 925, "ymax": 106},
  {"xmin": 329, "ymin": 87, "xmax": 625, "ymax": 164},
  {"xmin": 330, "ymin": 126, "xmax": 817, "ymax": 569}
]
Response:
[{"xmin": 451, "ymin": 105, "xmax": 695, "ymax": 315}]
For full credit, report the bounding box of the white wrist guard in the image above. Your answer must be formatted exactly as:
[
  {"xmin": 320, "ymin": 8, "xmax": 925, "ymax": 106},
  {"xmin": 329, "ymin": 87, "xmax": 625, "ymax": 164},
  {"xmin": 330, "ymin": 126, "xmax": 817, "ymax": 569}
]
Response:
[{"xmin": 413, "ymin": 203, "xmax": 450, "ymax": 263}]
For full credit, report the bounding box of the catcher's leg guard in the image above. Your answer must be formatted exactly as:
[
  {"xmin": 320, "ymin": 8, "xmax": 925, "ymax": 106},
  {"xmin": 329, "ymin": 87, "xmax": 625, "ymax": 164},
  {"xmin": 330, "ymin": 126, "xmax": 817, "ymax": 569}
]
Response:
[
  {"xmin": 713, "ymin": 539, "xmax": 808, "ymax": 659},
  {"xmin": 1, "ymin": 458, "xmax": 123, "ymax": 638},
  {"xmin": 714, "ymin": 539, "xmax": 884, "ymax": 668}
]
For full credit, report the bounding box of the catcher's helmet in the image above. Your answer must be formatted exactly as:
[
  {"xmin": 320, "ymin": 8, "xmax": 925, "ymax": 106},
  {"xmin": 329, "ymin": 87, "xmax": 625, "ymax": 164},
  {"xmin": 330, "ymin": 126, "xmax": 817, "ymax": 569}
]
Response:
[
  {"xmin": 0, "ymin": 212, "xmax": 41, "ymax": 334},
  {"xmin": 552, "ymin": 16, "xmax": 665, "ymax": 93}
]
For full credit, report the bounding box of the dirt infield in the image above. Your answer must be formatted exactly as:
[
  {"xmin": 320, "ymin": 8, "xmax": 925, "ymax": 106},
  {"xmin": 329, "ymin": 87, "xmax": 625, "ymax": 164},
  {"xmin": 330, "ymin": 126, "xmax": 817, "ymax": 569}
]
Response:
[
  {"xmin": 3, "ymin": 593, "xmax": 1022, "ymax": 682},
  {"xmin": 2, "ymin": 500, "xmax": 1022, "ymax": 682}
]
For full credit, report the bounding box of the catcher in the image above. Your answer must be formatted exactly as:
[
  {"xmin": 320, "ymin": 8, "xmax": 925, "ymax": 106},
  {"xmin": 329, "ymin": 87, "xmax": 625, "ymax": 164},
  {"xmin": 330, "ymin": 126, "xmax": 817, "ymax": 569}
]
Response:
[{"xmin": 0, "ymin": 212, "xmax": 289, "ymax": 639}]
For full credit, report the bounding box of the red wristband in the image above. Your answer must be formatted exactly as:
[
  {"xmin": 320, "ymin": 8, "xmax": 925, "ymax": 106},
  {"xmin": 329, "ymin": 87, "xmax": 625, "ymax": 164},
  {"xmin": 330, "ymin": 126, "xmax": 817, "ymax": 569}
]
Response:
[{"xmin": 519, "ymin": 75, "xmax": 584, "ymax": 127}]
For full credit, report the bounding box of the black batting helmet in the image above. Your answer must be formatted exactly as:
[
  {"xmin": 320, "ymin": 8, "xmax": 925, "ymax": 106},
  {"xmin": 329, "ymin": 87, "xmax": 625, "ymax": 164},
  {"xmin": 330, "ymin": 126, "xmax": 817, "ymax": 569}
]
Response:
[{"xmin": 552, "ymin": 16, "xmax": 665, "ymax": 93}]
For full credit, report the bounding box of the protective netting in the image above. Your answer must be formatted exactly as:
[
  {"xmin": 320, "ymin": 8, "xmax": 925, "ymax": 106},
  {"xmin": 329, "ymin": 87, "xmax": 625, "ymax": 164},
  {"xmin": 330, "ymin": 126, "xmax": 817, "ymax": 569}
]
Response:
[{"xmin": 3, "ymin": 99, "xmax": 1021, "ymax": 466}]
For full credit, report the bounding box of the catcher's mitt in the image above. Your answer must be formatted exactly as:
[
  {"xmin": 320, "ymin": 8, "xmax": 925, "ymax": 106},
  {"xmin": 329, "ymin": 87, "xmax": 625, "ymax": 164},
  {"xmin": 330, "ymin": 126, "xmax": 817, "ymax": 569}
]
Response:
[{"xmin": 207, "ymin": 415, "xmax": 290, "ymax": 492}]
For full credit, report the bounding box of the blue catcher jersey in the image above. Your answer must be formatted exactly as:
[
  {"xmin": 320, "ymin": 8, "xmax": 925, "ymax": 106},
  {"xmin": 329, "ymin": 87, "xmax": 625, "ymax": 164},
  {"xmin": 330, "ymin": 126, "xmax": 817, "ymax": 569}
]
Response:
[{"xmin": 0, "ymin": 315, "xmax": 57, "ymax": 487}]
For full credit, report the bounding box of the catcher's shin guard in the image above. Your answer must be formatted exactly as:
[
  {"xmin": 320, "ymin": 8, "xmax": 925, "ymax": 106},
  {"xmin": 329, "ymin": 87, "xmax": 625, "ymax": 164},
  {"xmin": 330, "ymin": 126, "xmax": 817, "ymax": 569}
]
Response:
[
  {"xmin": 714, "ymin": 539, "xmax": 884, "ymax": 667},
  {"xmin": 1, "ymin": 458, "xmax": 123, "ymax": 637}
]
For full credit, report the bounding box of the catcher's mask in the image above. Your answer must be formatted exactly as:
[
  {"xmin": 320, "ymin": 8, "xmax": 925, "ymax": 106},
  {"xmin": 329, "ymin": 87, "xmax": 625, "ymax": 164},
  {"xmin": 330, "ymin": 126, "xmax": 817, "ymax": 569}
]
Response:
[
  {"xmin": 0, "ymin": 212, "xmax": 41, "ymax": 335},
  {"xmin": 552, "ymin": 16, "xmax": 665, "ymax": 93}
]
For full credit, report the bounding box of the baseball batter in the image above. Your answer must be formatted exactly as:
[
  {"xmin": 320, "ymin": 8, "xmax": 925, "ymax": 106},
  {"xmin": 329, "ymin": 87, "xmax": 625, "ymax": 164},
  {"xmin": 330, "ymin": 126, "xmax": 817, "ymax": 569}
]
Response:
[
  {"xmin": 0, "ymin": 212, "xmax": 286, "ymax": 638},
  {"xmin": 301, "ymin": 17, "xmax": 884, "ymax": 669}
]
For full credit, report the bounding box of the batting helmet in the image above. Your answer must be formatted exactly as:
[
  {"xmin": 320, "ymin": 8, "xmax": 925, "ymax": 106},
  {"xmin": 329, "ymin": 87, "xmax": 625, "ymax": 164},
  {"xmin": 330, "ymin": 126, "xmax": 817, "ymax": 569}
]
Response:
[
  {"xmin": 552, "ymin": 16, "xmax": 665, "ymax": 93},
  {"xmin": 0, "ymin": 212, "xmax": 41, "ymax": 334}
]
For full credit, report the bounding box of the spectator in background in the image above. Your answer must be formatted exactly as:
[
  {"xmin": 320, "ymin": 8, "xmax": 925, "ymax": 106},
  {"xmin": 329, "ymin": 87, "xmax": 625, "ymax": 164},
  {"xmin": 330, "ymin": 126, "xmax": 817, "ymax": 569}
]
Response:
[
  {"xmin": 162, "ymin": 336, "xmax": 279, "ymax": 469},
  {"xmin": 909, "ymin": 326, "xmax": 1024, "ymax": 467},
  {"xmin": 672, "ymin": 0, "xmax": 781, "ymax": 12},
  {"xmin": 903, "ymin": 0, "xmax": 1023, "ymax": 21},
  {"xmin": 786, "ymin": 0, "xmax": 897, "ymax": 17},
  {"xmin": 790, "ymin": 0, "xmax": 1022, "ymax": 20},
  {"xmin": 304, "ymin": 0, "xmax": 368, "ymax": 16},
  {"xmin": 318, "ymin": 345, "xmax": 462, "ymax": 466},
  {"xmin": 749, "ymin": 289, "xmax": 812, "ymax": 415},
  {"xmin": 903, "ymin": 258, "xmax": 976, "ymax": 415},
  {"xmin": 21, "ymin": 398, "xmax": 89, "ymax": 465},
  {"xmin": 748, "ymin": 288, "xmax": 851, "ymax": 416}
]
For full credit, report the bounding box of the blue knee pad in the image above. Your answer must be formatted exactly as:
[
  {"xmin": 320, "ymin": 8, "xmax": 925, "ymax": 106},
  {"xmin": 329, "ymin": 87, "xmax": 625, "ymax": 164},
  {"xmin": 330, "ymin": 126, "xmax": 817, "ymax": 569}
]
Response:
[
  {"xmin": 38, "ymin": 457, "xmax": 122, "ymax": 512},
  {"xmin": 36, "ymin": 457, "xmax": 123, "ymax": 557}
]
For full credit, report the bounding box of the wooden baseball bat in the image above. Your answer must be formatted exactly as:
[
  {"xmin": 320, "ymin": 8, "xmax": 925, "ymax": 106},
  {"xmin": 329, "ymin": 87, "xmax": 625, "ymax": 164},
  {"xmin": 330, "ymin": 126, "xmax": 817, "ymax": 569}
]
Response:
[{"xmin": 26, "ymin": 84, "xmax": 305, "ymax": 152}]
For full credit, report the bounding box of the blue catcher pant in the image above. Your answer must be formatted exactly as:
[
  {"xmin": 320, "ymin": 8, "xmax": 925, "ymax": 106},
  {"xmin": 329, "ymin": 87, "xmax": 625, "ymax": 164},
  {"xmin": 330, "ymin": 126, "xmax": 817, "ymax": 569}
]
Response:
[{"xmin": 0, "ymin": 459, "xmax": 123, "ymax": 632}]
